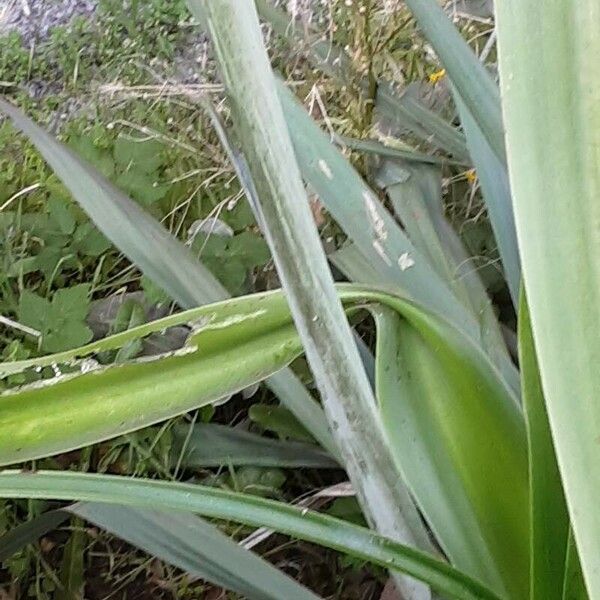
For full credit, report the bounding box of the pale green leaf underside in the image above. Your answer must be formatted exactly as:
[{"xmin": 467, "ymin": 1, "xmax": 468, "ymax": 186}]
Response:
[{"xmin": 496, "ymin": 1, "xmax": 600, "ymax": 594}]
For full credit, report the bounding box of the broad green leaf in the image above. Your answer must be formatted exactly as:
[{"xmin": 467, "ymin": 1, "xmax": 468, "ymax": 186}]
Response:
[
  {"xmin": 402, "ymin": 0, "xmax": 505, "ymax": 162},
  {"xmin": 44, "ymin": 321, "xmax": 93, "ymax": 354},
  {"xmin": 18, "ymin": 285, "xmax": 93, "ymax": 353},
  {"xmin": 171, "ymin": 423, "xmax": 337, "ymax": 469},
  {"xmin": 371, "ymin": 303, "xmax": 528, "ymax": 600},
  {"xmin": 232, "ymin": 466, "xmax": 287, "ymax": 497},
  {"xmin": 47, "ymin": 197, "xmax": 76, "ymax": 235},
  {"xmin": 194, "ymin": 5, "xmax": 434, "ymax": 599},
  {"xmin": 519, "ymin": 293, "xmax": 568, "ymax": 599},
  {"xmin": 67, "ymin": 134, "xmax": 115, "ymax": 178},
  {"xmin": 114, "ymin": 169, "xmax": 168, "ymax": 205},
  {"xmin": 51, "ymin": 285, "xmax": 91, "ymax": 324},
  {"xmin": 0, "ymin": 97, "xmax": 335, "ymax": 458},
  {"xmin": 18, "ymin": 289, "xmax": 49, "ymax": 333},
  {"xmin": 496, "ymin": 1, "xmax": 600, "ymax": 594},
  {"xmin": 0, "ymin": 290, "xmax": 305, "ymax": 466},
  {"xmin": 71, "ymin": 505, "xmax": 321, "ymax": 600},
  {"xmin": 113, "ymin": 136, "xmax": 164, "ymax": 174},
  {"xmin": 0, "ymin": 470, "xmax": 503, "ymax": 600},
  {"xmin": 72, "ymin": 222, "xmax": 111, "ymax": 257}
]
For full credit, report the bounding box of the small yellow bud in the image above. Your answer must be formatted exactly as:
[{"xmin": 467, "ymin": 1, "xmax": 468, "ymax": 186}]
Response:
[{"xmin": 428, "ymin": 69, "xmax": 446, "ymax": 84}]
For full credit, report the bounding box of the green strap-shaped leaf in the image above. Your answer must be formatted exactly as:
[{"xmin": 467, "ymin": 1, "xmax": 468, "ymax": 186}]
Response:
[
  {"xmin": 0, "ymin": 505, "xmax": 322, "ymax": 600},
  {"xmin": 562, "ymin": 531, "xmax": 588, "ymax": 600},
  {"xmin": 195, "ymin": 3, "xmax": 434, "ymax": 598},
  {"xmin": 0, "ymin": 509, "xmax": 69, "ymax": 562},
  {"xmin": 519, "ymin": 292, "xmax": 569, "ymax": 599},
  {"xmin": 0, "ymin": 470, "xmax": 502, "ymax": 600},
  {"xmin": 334, "ymin": 135, "xmax": 459, "ymax": 167},
  {"xmin": 71, "ymin": 505, "xmax": 321, "ymax": 600},
  {"xmin": 374, "ymin": 159, "xmax": 509, "ymax": 375},
  {"xmin": 0, "ymin": 285, "xmax": 527, "ymax": 599},
  {"xmin": 0, "ymin": 291, "xmax": 305, "ymax": 465},
  {"xmin": 453, "ymin": 92, "xmax": 520, "ymax": 307},
  {"xmin": 402, "ymin": 0, "xmax": 505, "ymax": 163},
  {"xmin": 170, "ymin": 423, "xmax": 338, "ymax": 469},
  {"xmin": 0, "ymin": 97, "xmax": 335, "ymax": 457},
  {"xmin": 496, "ymin": 1, "xmax": 600, "ymax": 594},
  {"xmin": 371, "ymin": 302, "xmax": 528, "ymax": 600},
  {"xmin": 277, "ymin": 82, "xmax": 519, "ymax": 395}
]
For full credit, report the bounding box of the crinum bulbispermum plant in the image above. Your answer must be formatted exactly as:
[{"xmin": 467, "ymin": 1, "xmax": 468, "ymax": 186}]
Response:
[{"xmin": 0, "ymin": 0, "xmax": 594, "ymax": 599}]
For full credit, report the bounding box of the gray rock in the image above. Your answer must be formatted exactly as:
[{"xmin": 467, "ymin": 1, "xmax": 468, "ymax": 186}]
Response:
[{"xmin": 0, "ymin": 0, "xmax": 97, "ymax": 42}]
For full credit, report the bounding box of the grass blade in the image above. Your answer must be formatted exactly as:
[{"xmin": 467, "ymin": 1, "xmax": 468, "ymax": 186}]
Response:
[
  {"xmin": 496, "ymin": 1, "xmax": 600, "ymax": 593},
  {"xmin": 402, "ymin": 0, "xmax": 505, "ymax": 162},
  {"xmin": 194, "ymin": 2, "xmax": 435, "ymax": 597},
  {"xmin": 0, "ymin": 470, "xmax": 502, "ymax": 600},
  {"xmin": 518, "ymin": 293, "xmax": 568, "ymax": 599},
  {"xmin": 334, "ymin": 135, "xmax": 458, "ymax": 166},
  {"xmin": 71, "ymin": 505, "xmax": 320, "ymax": 600}
]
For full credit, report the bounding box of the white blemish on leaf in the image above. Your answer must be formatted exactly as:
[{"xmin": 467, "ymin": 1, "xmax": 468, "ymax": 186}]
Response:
[
  {"xmin": 173, "ymin": 344, "xmax": 198, "ymax": 356},
  {"xmin": 372, "ymin": 240, "xmax": 392, "ymax": 266},
  {"xmin": 80, "ymin": 358, "xmax": 100, "ymax": 374},
  {"xmin": 188, "ymin": 310, "xmax": 267, "ymax": 342},
  {"xmin": 398, "ymin": 252, "xmax": 415, "ymax": 271},
  {"xmin": 363, "ymin": 191, "xmax": 387, "ymax": 242},
  {"xmin": 318, "ymin": 159, "xmax": 333, "ymax": 180}
]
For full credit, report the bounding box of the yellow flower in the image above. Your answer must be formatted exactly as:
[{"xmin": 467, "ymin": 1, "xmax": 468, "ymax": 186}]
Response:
[
  {"xmin": 465, "ymin": 169, "xmax": 477, "ymax": 184},
  {"xmin": 428, "ymin": 68, "xmax": 446, "ymax": 84}
]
